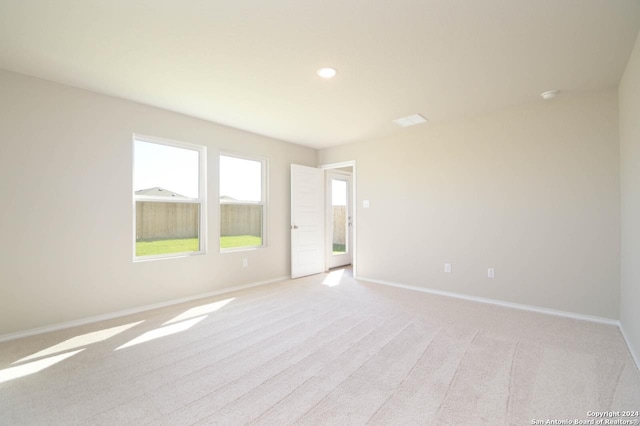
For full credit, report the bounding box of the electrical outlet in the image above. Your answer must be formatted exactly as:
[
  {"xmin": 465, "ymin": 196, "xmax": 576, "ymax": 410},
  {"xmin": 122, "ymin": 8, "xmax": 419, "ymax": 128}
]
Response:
[
  {"xmin": 242, "ymin": 258, "xmax": 248, "ymax": 268},
  {"xmin": 488, "ymin": 268, "xmax": 495, "ymax": 278},
  {"xmin": 444, "ymin": 263, "xmax": 452, "ymax": 273}
]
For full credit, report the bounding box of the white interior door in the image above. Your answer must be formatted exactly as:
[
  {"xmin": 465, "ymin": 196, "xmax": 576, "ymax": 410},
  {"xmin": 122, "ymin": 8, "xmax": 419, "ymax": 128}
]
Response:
[
  {"xmin": 291, "ymin": 164, "xmax": 324, "ymax": 279},
  {"xmin": 326, "ymin": 171, "xmax": 353, "ymax": 269}
]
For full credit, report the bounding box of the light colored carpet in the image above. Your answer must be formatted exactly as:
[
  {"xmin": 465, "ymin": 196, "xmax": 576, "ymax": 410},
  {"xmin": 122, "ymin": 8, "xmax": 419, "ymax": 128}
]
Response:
[{"xmin": 0, "ymin": 268, "xmax": 638, "ymax": 425}]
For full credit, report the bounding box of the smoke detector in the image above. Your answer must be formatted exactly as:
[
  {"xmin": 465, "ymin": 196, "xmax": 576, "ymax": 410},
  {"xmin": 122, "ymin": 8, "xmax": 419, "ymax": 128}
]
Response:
[{"xmin": 393, "ymin": 113, "xmax": 427, "ymax": 127}]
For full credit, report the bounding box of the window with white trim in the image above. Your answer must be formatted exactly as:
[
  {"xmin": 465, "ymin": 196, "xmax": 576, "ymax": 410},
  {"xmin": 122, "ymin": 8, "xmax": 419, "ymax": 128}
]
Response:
[
  {"xmin": 133, "ymin": 135, "xmax": 206, "ymax": 259},
  {"xmin": 219, "ymin": 153, "xmax": 266, "ymax": 251}
]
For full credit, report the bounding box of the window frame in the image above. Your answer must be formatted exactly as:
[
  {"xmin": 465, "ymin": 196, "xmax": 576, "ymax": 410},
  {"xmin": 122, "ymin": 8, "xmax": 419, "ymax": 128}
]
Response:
[
  {"xmin": 132, "ymin": 134, "xmax": 207, "ymax": 261},
  {"xmin": 219, "ymin": 151, "xmax": 268, "ymax": 253}
]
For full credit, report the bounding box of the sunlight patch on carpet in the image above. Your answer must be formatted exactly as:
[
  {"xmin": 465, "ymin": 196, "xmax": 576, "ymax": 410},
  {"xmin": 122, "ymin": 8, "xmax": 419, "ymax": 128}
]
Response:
[
  {"xmin": 0, "ymin": 349, "xmax": 84, "ymax": 383},
  {"xmin": 116, "ymin": 316, "xmax": 207, "ymax": 350},
  {"xmin": 13, "ymin": 321, "xmax": 144, "ymax": 364},
  {"xmin": 164, "ymin": 298, "xmax": 235, "ymax": 325},
  {"xmin": 323, "ymin": 269, "xmax": 345, "ymax": 287}
]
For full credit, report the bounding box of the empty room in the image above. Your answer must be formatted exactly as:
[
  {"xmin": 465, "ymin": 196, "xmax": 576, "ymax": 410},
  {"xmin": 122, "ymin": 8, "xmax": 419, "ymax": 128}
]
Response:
[{"xmin": 1, "ymin": 1, "xmax": 640, "ymax": 425}]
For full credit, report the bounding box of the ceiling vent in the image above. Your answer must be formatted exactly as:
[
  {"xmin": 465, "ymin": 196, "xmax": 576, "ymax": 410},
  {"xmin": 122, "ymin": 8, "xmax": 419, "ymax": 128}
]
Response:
[{"xmin": 393, "ymin": 113, "xmax": 427, "ymax": 127}]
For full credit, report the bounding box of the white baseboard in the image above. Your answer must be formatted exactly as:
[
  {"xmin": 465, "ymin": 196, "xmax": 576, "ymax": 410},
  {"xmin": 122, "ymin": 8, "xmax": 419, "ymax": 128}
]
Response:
[
  {"xmin": 357, "ymin": 276, "xmax": 620, "ymax": 326},
  {"xmin": 0, "ymin": 276, "xmax": 289, "ymax": 343},
  {"xmin": 619, "ymin": 323, "xmax": 640, "ymax": 372}
]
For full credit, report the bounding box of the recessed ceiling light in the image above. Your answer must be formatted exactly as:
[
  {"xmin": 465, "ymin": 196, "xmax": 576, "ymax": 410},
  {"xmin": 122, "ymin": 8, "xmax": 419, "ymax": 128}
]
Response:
[
  {"xmin": 541, "ymin": 90, "xmax": 559, "ymax": 100},
  {"xmin": 393, "ymin": 113, "xmax": 427, "ymax": 127},
  {"xmin": 317, "ymin": 67, "xmax": 337, "ymax": 79}
]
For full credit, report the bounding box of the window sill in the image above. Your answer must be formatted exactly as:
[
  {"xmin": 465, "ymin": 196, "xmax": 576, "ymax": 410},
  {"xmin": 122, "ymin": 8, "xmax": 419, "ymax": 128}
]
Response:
[
  {"xmin": 220, "ymin": 246, "xmax": 265, "ymax": 254},
  {"xmin": 133, "ymin": 251, "xmax": 206, "ymax": 263}
]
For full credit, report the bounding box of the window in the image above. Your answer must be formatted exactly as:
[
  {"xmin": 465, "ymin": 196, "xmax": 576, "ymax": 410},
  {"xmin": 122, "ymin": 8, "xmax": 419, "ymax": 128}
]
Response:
[
  {"xmin": 220, "ymin": 153, "xmax": 266, "ymax": 251},
  {"xmin": 133, "ymin": 135, "xmax": 206, "ymax": 259}
]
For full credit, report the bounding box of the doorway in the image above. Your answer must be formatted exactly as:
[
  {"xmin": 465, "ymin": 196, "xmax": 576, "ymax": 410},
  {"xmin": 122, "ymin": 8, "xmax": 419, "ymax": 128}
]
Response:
[
  {"xmin": 290, "ymin": 161, "xmax": 356, "ymax": 278},
  {"xmin": 323, "ymin": 165, "xmax": 355, "ymax": 271}
]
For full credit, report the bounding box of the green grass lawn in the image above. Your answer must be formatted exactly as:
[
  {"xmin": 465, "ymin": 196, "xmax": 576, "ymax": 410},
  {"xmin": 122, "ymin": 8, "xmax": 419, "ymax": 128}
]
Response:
[
  {"xmin": 136, "ymin": 235, "xmax": 262, "ymax": 256},
  {"xmin": 220, "ymin": 235, "xmax": 262, "ymax": 249},
  {"xmin": 136, "ymin": 238, "xmax": 200, "ymax": 256},
  {"xmin": 332, "ymin": 243, "xmax": 346, "ymax": 254}
]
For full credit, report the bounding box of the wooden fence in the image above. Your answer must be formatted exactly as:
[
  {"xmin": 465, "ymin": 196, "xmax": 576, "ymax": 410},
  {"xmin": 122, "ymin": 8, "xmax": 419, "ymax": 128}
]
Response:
[
  {"xmin": 136, "ymin": 202, "xmax": 263, "ymax": 241},
  {"xmin": 137, "ymin": 202, "xmax": 339, "ymax": 242},
  {"xmin": 220, "ymin": 204, "xmax": 262, "ymax": 237},
  {"xmin": 136, "ymin": 202, "xmax": 199, "ymax": 241},
  {"xmin": 333, "ymin": 205, "xmax": 346, "ymax": 245}
]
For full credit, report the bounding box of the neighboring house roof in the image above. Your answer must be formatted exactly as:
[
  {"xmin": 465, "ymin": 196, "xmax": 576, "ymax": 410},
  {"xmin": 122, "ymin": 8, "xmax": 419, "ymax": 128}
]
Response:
[{"xmin": 135, "ymin": 187, "xmax": 190, "ymax": 199}]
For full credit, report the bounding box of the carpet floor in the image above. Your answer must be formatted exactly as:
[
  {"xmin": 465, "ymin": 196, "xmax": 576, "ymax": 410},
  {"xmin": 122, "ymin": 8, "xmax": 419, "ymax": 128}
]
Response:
[{"xmin": 0, "ymin": 268, "xmax": 638, "ymax": 425}]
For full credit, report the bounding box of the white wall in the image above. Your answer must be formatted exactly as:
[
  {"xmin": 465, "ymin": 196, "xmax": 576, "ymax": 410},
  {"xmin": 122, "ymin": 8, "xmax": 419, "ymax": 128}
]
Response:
[
  {"xmin": 0, "ymin": 69, "xmax": 316, "ymax": 336},
  {"xmin": 619, "ymin": 30, "xmax": 640, "ymax": 364},
  {"xmin": 0, "ymin": 66, "xmax": 627, "ymax": 336},
  {"xmin": 320, "ymin": 90, "xmax": 621, "ymax": 319}
]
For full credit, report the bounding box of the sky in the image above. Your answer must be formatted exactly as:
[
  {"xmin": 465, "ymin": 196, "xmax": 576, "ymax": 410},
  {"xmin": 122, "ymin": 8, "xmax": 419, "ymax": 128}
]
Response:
[
  {"xmin": 134, "ymin": 140, "xmax": 200, "ymax": 198},
  {"xmin": 219, "ymin": 155, "xmax": 262, "ymax": 202},
  {"xmin": 332, "ymin": 179, "xmax": 347, "ymax": 206},
  {"xmin": 135, "ymin": 140, "xmax": 346, "ymax": 205},
  {"xmin": 134, "ymin": 140, "xmax": 262, "ymax": 201}
]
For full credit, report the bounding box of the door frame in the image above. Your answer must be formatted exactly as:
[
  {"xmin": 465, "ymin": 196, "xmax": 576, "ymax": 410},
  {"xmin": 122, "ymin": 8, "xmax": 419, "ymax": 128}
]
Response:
[
  {"xmin": 319, "ymin": 161, "xmax": 357, "ymax": 277},
  {"xmin": 325, "ymin": 170, "xmax": 352, "ymax": 269}
]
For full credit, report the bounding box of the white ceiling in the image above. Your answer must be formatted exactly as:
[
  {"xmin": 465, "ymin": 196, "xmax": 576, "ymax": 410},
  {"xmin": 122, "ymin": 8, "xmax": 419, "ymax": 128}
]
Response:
[{"xmin": 1, "ymin": 0, "xmax": 639, "ymax": 149}]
